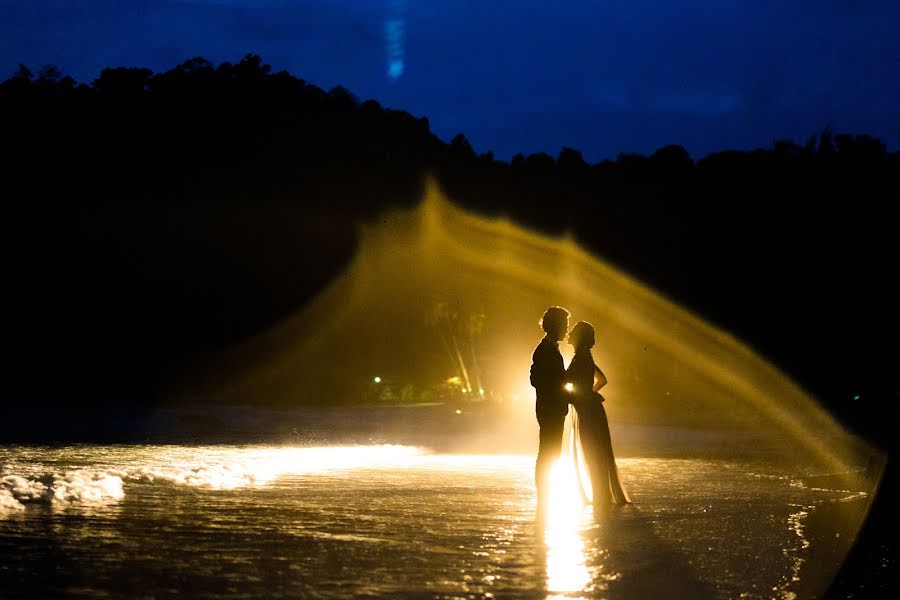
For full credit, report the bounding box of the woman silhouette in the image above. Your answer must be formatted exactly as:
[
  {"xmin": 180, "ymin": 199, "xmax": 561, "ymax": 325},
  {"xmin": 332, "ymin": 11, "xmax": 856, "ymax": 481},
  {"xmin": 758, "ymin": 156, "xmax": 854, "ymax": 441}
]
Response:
[{"xmin": 565, "ymin": 321, "xmax": 631, "ymax": 511}]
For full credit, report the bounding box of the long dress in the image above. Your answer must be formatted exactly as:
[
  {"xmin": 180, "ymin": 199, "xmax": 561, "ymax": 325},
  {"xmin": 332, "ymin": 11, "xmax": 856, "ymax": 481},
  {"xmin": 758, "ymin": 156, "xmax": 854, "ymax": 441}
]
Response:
[{"xmin": 566, "ymin": 350, "xmax": 631, "ymax": 506}]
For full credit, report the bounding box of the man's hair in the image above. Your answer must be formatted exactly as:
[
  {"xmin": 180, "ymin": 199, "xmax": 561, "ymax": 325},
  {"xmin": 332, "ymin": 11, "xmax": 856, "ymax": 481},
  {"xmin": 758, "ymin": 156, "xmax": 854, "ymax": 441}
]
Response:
[{"xmin": 540, "ymin": 306, "xmax": 570, "ymax": 334}]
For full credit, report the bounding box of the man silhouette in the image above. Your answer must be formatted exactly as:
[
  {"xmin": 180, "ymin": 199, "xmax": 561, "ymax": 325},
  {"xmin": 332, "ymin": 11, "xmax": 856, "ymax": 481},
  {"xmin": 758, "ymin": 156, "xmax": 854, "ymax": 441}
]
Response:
[{"xmin": 530, "ymin": 305, "xmax": 570, "ymax": 517}]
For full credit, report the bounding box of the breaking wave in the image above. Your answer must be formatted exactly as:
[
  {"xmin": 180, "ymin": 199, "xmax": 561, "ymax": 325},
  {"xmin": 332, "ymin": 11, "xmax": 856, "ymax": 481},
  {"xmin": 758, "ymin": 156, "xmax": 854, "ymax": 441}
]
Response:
[
  {"xmin": 1, "ymin": 444, "xmax": 424, "ymax": 512},
  {"xmin": 1, "ymin": 470, "xmax": 125, "ymax": 510}
]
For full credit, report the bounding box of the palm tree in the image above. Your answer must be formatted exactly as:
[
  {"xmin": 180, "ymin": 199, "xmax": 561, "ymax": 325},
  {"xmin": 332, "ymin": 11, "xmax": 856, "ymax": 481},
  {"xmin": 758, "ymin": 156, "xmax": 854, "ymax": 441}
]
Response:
[
  {"xmin": 426, "ymin": 298, "xmax": 472, "ymax": 393},
  {"xmin": 465, "ymin": 311, "xmax": 487, "ymax": 397}
]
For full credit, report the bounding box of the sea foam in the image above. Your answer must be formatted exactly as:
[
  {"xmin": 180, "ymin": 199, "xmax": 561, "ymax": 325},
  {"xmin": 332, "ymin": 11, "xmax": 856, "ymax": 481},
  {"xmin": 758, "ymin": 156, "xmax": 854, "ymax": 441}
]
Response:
[{"xmin": 1, "ymin": 470, "xmax": 124, "ymax": 510}]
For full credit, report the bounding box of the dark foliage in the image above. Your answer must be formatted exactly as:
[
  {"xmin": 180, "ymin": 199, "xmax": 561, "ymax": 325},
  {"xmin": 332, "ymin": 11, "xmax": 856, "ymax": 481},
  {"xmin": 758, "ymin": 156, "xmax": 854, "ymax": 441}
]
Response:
[
  {"xmin": 0, "ymin": 56, "xmax": 896, "ymax": 449},
  {"xmin": 1, "ymin": 55, "xmax": 437, "ymax": 406}
]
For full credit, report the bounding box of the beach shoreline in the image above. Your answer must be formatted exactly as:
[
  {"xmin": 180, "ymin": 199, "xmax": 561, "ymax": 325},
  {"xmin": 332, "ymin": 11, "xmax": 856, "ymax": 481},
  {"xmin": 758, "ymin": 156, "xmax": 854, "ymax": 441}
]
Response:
[{"xmin": 791, "ymin": 471, "xmax": 876, "ymax": 598}]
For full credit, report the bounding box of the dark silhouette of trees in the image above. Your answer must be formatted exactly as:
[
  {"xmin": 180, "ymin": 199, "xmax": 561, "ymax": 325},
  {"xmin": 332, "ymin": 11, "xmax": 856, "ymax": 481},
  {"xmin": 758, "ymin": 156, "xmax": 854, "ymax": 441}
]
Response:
[
  {"xmin": 0, "ymin": 54, "xmax": 441, "ymax": 407},
  {"xmin": 0, "ymin": 55, "xmax": 896, "ymax": 449}
]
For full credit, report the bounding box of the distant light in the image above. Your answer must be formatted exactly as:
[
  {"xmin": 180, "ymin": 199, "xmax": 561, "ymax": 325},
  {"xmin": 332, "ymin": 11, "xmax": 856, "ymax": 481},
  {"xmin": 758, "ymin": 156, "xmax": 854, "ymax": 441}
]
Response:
[
  {"xmin": 853, "ymin": 395, "xmax": 861, "ymax": 401},
  {"xmin": 564, "ymin": 383, "xmax": 574, "ymax": 393},
  {"xmin": 385, "ymin": 9, "xmax": 405, "ymax": 82},
  {"xmin": 388, "ymin": 59, "xmax": 404, "ymax": 80},
  {"xmin": 455, "ymin": 409, "xmax": 462, "ymax": 415},
  {"xmin": 446, "ymin": 376, "xmax": 462, "ymax": 385},
  {"xmin": 461, "ymin": 388, "xmax": 468, "ymax": 394},
  {"xmin": 374, "ymin": 376, "xmax": 382, "ymax": 384},
  {"xmin": 479, "ymin": 388, "xmax": 485, "ymax": 396}
]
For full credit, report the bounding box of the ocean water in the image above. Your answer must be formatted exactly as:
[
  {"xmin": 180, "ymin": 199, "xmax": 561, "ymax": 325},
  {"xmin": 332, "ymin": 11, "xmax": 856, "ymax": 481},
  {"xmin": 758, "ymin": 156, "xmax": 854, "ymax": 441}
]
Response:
[{"xmin": 0, "ymin": 444, "xmax": 870, "ymax": 599}]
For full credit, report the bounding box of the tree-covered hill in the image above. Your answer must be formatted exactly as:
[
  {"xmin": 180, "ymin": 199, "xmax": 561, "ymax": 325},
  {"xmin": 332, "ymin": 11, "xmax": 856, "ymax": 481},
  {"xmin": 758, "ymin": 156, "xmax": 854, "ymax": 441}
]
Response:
[{"xmin": 1, "ymin": 55, "xmax": 896, "ymax": 446}]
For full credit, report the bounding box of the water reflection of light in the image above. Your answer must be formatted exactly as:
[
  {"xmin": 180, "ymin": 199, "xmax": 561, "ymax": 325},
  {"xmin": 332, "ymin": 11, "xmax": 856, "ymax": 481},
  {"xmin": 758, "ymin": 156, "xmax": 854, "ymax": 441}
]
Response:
[
  {"xmin": 246, "ymin": 445, "xmax": 423, "ymax": 481},
  {"xmin": 543, "ymin": 458, "xmax": 591, "ymax": 598},
  {"xmin": 132, "ymin": 445, "xmax": 424, "ymax": 490}
]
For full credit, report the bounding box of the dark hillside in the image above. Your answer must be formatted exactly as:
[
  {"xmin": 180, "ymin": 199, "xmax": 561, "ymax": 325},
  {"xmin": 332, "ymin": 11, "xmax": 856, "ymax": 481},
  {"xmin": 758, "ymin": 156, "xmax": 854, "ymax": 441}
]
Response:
[{"xmin": 1, "ymin": 56, "xmax": 896, "ymax": 451}]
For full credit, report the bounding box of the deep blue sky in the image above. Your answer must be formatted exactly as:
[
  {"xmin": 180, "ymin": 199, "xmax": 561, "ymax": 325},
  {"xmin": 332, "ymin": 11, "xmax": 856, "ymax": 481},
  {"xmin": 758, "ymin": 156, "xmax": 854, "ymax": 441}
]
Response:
[{"xmin": 3, "ymin": 0, "xmax": 898, "ymax": 161}]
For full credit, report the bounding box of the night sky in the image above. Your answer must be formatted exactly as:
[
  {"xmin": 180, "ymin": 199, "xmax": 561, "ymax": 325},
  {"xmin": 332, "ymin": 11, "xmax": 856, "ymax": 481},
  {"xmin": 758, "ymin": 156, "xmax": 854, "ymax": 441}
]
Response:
[{"xmin": 3, "ymin": 0, "xmax": 898, "ymax": 161}]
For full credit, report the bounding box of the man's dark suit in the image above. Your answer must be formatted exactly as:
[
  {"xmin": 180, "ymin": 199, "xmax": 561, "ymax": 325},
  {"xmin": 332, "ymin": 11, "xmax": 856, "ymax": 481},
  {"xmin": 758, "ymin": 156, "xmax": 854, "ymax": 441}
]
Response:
[{"xmin": 530, "ymin": 335, "xmax": 568, "ymax": 508}]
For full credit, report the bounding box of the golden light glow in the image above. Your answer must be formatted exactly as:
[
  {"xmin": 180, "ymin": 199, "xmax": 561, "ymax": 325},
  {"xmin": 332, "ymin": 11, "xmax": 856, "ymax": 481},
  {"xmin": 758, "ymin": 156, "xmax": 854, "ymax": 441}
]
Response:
[
  {"xmin": 178, "ymin": 177, "xmax": 883, "ymax": 486},
  {"xmin": 564, "ymin": 382, "xmax": 574, "ymax": 393}
]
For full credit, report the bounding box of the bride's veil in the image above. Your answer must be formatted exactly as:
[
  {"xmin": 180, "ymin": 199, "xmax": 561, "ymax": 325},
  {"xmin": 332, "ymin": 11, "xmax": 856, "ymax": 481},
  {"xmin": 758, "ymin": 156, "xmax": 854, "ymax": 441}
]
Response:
[{"xmin": 566, "ymin": 409, "xmax": 592, "ymax": 505}]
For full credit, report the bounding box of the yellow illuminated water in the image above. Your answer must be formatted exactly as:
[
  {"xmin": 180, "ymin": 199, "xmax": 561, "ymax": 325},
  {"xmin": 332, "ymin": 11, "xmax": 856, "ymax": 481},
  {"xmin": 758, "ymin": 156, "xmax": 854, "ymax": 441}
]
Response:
[{"xmin": 544, "ymin": 458, "xmax": 593, "ymax": 597}]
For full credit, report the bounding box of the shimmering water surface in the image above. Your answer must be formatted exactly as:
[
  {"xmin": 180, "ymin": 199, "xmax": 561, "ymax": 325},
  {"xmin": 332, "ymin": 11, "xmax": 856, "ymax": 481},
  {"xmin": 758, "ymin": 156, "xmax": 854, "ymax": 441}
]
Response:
[{"xmin": 0, "ymin": 445, "xmax": 870, "ymax": 599}]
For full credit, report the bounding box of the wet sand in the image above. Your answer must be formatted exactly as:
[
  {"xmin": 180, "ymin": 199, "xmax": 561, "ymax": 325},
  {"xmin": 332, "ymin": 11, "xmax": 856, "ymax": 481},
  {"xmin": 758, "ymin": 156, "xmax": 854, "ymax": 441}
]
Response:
[{"xmin": 794, "ymin": 471, "xmax": 875, "ymax": 599}]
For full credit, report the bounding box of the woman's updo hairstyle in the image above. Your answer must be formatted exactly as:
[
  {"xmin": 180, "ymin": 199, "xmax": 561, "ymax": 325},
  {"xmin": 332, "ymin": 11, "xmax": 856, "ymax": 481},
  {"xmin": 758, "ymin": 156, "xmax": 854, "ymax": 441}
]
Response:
[{"xmin": 569, "ymin": 320, "xmax": 596, "ymax": 349}]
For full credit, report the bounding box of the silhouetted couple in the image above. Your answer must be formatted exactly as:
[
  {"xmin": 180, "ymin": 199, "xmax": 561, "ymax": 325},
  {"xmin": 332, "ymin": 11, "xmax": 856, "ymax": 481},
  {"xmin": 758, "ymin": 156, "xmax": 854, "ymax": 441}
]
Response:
[{"xmin": 530, "ymin": 306, "xmax": 630, "ymax": 519}]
